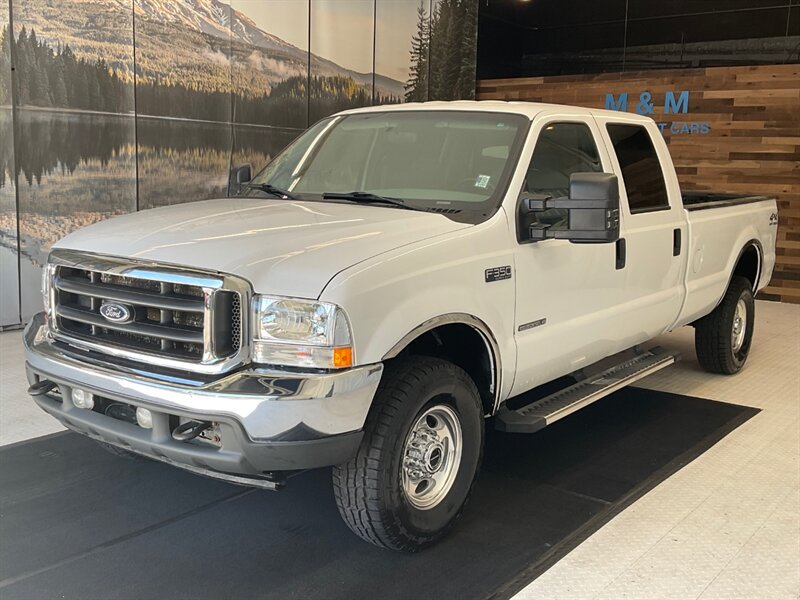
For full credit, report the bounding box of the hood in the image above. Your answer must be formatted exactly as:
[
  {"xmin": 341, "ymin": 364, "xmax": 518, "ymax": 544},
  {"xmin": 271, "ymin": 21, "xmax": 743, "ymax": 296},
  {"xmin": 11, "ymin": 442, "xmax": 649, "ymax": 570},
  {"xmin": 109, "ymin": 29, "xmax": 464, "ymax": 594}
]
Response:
[{"xmin": 54, "ymin": 198, "xmax": 471, "ymax": 298}]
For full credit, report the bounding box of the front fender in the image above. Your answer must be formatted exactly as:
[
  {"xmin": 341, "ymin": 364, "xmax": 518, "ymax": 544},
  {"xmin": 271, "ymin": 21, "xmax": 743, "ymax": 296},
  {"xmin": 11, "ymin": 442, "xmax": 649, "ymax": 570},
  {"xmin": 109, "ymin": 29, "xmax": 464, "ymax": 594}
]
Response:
[{"xmin": 320, "ymin": 213, "xmax": 518, "ymax": 402}]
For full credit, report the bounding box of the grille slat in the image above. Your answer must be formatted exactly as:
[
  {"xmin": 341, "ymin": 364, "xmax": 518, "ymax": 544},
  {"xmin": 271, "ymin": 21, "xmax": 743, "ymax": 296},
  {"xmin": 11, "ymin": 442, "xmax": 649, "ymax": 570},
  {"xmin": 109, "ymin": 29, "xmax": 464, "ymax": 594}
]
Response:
[
  {"xmin": 55, "ymin": 276, "xmax": 205, "ymax": 313},
  {"xmin": 58, "ymin": 305, "xmax": 204, "ymax": 344}
]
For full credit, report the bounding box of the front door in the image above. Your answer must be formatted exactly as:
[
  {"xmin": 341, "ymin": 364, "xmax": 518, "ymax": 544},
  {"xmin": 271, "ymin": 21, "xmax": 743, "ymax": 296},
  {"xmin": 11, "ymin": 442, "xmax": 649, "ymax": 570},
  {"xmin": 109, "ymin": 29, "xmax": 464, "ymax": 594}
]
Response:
[{"xmin": 509, "ymin": 115, "xmax": 628, "ymax": 397}]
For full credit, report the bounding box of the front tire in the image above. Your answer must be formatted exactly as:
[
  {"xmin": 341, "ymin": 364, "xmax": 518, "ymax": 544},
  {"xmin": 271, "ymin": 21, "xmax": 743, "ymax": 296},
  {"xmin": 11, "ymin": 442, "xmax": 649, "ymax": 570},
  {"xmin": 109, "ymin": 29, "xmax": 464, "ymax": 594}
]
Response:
[
  {"xmin": 333, "ymin": 356, "xmax": 484, "ymax": 552},
  {"xmin": 695, "ymin": 275, "xmax": 755, "ymax": 374}
]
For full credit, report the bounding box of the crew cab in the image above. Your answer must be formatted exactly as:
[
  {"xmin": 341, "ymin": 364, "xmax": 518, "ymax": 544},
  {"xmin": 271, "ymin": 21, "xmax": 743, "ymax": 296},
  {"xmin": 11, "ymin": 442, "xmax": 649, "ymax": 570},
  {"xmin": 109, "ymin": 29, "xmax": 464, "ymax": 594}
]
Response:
[{"xmin": 24, "ymin": 101, "xmax": 777, "ymax": 551}]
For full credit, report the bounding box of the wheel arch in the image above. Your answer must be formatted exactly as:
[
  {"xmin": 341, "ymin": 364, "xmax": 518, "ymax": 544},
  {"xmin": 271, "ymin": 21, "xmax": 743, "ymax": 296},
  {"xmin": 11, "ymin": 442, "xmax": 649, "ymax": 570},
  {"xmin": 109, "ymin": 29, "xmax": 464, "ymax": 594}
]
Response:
[
  {"xmin": 382, "ymin": 313, "xmax": 502, "ymax": 417},
  {"xmin": 731, "ymin": 239, "xmax": 763, "ymax": 294}
]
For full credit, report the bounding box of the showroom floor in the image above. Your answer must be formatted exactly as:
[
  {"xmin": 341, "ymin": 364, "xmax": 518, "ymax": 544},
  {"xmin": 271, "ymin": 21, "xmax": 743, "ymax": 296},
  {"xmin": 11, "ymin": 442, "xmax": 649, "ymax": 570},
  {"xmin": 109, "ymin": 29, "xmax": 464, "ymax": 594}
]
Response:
[{"xmin": 1, "ymin": 300, "xmax": 798, "ymax": 599}]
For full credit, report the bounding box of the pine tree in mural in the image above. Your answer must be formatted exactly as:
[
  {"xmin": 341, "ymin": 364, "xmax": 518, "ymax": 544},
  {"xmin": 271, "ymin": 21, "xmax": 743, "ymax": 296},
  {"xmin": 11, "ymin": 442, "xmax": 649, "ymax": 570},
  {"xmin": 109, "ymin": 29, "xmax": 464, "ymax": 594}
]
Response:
[
  {"xmin": 456, "ymin": 0, "xmax": 478, "ymax": 99},
  {"xmin": 7, "ymin": 27, "xmax": 132, "ymax": 112},
  {"xmin": 405, "ymin": 1, "xmax": 430, "ymax": 102},
  {"xmin": 406, "ymin": 0, "xmax": 478, "ymax": 102},
  {"xmin": 0, "ymin": 26, "xmax": 11, "ymax": 105}
]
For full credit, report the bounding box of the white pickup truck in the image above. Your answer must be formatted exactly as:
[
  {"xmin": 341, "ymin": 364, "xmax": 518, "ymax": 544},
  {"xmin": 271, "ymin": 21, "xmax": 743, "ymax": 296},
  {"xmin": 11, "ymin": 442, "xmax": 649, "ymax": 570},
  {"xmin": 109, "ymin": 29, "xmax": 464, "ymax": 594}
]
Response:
[{"xmin": 24, "ymin": 101, "xmax": 777, "ymax": 551}]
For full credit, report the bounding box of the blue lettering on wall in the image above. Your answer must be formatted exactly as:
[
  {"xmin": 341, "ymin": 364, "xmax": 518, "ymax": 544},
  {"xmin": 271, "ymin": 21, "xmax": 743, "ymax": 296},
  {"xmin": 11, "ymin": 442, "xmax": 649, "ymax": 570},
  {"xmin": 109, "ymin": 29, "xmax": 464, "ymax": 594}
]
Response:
[
  {"xmin": 636, "ymin": 92, "xmax": 655, "ymax": 115},
  {"xmin": 604, "ymin": 90, "xmax": 709, "ymax": 135},
  {"xmin": 605, "ymin": 92, "xmax": 628, "ymax": 112},
  {"xmin": 664, "ymin": 90, "xmax": 689, "ymax": 114}
]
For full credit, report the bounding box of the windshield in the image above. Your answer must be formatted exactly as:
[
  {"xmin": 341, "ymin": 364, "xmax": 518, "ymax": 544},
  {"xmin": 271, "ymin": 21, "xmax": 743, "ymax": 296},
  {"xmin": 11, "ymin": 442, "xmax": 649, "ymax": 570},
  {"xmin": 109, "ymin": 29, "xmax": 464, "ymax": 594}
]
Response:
[{"xmin": 248, "ymin": 111, "xmax": 529, "ymax": 216}]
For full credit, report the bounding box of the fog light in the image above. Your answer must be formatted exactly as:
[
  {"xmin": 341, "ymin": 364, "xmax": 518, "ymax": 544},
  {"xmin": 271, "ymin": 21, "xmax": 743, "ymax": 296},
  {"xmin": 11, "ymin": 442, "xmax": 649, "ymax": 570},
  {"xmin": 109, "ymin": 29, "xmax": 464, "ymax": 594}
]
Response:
[
  {"xmin": 72, "ymin": 388, "xmax": 94, "ymax": 410},
  {"xmin": 136, "ymin": 407, "xmax": 153, "ymax": 429}
]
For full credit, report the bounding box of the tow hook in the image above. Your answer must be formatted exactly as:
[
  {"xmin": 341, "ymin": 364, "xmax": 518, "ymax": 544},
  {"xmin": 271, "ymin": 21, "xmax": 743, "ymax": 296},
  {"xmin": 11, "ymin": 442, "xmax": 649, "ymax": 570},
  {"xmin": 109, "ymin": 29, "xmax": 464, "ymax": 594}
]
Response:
[
  {"xmin": 28, "ymin": 379, "xmax": 57, "ymax": 396},
  {"xmin": 172, "ymin": 420, "xmax": 212, "ymax": 442}
]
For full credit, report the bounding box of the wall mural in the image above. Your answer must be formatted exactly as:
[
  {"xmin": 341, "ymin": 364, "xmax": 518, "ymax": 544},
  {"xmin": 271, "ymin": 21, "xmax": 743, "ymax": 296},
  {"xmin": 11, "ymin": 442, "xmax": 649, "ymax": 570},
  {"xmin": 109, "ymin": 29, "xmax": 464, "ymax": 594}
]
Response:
[
  {"xmin": 0, "ymin": 2, "xmax": 19, "ymax": 326},
  {"xmin": 0, "ymin": 0, "xmax": 480, "ymax": 326}
]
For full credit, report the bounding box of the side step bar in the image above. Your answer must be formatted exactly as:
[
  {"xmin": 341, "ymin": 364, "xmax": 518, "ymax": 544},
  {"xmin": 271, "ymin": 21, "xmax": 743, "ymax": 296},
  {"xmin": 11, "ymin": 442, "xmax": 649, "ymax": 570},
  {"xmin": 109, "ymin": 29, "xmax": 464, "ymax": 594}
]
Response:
[{"xmin": 495, "ymin": 347, "xmax": 680, "ymax": 433}]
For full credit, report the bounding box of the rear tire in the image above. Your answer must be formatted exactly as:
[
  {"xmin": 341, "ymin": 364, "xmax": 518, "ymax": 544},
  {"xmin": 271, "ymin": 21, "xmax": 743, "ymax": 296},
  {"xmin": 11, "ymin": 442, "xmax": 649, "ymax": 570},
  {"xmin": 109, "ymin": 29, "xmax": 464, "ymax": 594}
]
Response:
[
  {"xmin": 333, "ymin": 356, "xmax": 484, "ymax": 552},
  {"xmin": 695, "ymin": 276, "xmax": 755, "ymax": 375}
]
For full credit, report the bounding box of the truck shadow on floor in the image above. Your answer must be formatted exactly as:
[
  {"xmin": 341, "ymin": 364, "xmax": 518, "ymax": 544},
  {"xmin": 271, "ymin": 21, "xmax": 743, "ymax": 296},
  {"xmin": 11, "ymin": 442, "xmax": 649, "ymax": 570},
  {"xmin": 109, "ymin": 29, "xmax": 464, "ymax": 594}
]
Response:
[{"xmin": 0, "ymin": 387, "xmax": 757, "ymax": 600}]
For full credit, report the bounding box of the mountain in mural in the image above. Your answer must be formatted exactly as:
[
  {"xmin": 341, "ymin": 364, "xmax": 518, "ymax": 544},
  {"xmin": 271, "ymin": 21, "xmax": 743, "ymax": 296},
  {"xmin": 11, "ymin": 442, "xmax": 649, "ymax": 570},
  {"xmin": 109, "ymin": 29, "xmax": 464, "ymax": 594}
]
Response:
[{"xmin": 12, "ymin": 0, "xmax": 404, "ymax": 99}]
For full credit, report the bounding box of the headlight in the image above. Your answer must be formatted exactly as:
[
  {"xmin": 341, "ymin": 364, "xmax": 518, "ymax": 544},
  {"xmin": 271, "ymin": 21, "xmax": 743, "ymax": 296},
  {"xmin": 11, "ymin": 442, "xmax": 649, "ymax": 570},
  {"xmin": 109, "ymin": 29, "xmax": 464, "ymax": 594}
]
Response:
[{"xmin": 252, "ymin": 295, "xmax": 353, "ymax": 369}]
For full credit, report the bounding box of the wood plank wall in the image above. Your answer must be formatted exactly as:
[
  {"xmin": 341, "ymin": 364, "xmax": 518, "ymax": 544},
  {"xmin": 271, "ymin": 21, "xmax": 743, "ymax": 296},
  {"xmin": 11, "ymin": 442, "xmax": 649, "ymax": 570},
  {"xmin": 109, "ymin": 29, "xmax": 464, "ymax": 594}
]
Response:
[{"xmin": 477, "ymin": 64, "xmax": 800, "ymax": 303}]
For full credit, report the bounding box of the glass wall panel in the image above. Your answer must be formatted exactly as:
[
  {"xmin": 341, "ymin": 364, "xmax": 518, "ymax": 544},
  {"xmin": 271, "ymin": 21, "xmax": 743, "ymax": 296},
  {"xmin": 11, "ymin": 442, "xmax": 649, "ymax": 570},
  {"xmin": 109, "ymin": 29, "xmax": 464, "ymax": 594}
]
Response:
[
  {"xmin": 516, "ymin": 0, "xmax": 627, "ymax": 77},
  {"xmin": 11, "ymin": 0, "xmax": 136, "ymax": 321},
  {"xmin": 478, "ymin": 0, "xmax": 796, "ymax": 78},
  {"xmin": 375, "ymin": 0, "xmax": 425, "ymax": 104},
  {"xmin": 624, "ymin": 7, "xmax": 792, "ymax": 70},
  {"xmin": 628, "ymin": 0, "xmax": 783, "ymax": 19},
  {"xmin": 520, "ymin": 22, "xmax": 627, "ymax": 77},
  {"xmin": 230, "ymin": 0, "xmax": 308, "ymax": 178},
  {"xmin": 0, "ymin": 1, "xmax": 19, "ymax": 326},
  {"xmin": 134, "ymin": 1, "xmax": 233, "ymax": 209},
  {"xmin": 310, "ymin": 0, "xmax": 375, "ymax": 123},
  {"xmin": 785, "ymin": 5, "xmax": 798, "ymax": 64}
]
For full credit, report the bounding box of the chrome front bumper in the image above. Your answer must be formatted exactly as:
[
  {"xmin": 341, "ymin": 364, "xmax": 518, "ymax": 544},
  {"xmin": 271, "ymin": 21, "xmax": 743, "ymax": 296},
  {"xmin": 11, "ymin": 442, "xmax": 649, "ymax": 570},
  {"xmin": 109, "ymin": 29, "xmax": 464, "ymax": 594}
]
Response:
[{"xmin": 24, "ymin": 313, "xmax": 383, "ymax": 480}]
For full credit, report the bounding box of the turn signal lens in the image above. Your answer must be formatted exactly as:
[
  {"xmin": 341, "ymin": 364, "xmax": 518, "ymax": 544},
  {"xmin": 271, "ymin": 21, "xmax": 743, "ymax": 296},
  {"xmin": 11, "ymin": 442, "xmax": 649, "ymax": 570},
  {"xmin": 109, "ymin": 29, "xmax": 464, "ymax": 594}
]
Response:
[{"xmin": 333, "ymin": 346, "xmax": 353, "ymax": 368}]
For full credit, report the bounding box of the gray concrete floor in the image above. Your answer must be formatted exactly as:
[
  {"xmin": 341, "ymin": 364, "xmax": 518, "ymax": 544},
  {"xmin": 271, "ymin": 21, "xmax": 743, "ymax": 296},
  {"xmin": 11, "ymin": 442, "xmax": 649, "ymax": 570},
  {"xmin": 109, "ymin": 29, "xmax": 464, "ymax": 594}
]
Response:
[{"xmin": 0, "ymin": 327, "xmax": 64, "ymax": 445}]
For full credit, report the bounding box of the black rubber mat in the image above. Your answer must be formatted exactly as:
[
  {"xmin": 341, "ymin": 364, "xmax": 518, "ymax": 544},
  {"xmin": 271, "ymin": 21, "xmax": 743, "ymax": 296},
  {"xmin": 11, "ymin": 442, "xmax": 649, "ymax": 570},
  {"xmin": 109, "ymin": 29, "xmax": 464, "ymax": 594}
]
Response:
[{"xmin": 0, "ymin": 387, "xmax": 757, "ymax": 600}]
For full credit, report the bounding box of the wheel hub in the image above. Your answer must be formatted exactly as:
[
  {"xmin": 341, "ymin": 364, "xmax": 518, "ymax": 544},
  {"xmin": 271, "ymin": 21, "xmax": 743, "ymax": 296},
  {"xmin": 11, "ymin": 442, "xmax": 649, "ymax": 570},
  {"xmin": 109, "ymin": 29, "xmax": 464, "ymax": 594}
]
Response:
[
  {"xmin": 403, "ymin": 426, "xmax": 447, "ymax": 479},
  {"xmin": 401, "ymin": 405, "xmax": 462, "ymax": 510},
  {"xmin": 732, "ymin": 298, "xmax": 747, "ymax": 353}
]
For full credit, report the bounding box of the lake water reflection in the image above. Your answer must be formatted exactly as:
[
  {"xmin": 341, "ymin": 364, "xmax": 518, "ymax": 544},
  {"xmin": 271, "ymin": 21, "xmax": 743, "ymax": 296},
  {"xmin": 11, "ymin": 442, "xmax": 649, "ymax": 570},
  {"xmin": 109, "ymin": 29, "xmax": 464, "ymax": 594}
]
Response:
[{"xmin": 0, "ymin": 108, "xmax": 301, "ymax": 325}]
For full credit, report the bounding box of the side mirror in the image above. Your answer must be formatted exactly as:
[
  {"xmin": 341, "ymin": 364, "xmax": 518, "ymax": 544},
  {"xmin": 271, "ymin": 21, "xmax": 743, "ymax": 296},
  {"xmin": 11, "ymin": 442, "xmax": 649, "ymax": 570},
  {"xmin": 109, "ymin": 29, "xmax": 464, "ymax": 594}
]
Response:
[
  {"xmin": 229, "ymin": 164, "xmax": 252, "ymax": 196},
  {"xmin": 517, "ymin": 173, "xmax": 620, "ymax": 244}
]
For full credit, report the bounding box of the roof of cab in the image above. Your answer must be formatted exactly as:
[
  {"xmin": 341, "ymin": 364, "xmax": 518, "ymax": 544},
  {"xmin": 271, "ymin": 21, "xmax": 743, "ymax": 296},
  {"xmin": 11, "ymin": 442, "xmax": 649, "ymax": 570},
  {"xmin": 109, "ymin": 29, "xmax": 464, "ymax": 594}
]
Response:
[{"xmin": 339, "ymin": 100, "xmax": 654, "ymax": 124}]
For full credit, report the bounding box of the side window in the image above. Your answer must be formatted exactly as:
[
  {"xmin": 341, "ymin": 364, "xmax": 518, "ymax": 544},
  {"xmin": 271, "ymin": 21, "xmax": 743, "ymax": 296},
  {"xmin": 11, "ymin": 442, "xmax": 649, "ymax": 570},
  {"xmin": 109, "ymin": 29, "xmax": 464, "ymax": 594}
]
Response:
[
  {"xmin": 606, "ymin": 124, "xmax": 669, "ymax": 214},
  {"xmin": 524, "ymin": 122, "xmax": 603, "ymax": 229},
  {"xmin": 525, "ymin": 122, "xmax": 603, "ymax": 198}
]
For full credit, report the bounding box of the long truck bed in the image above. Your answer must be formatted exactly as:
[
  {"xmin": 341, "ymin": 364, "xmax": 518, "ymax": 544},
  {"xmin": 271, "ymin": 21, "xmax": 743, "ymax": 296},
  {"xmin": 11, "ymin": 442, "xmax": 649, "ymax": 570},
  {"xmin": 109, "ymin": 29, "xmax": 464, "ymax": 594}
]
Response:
[
  {"xmin": 682, "ymin": 191, "xmax": 773, "ymax": 212},
  {"xmin": 676, "ymin": 193, "xmax": 777, "ymax": 326}
]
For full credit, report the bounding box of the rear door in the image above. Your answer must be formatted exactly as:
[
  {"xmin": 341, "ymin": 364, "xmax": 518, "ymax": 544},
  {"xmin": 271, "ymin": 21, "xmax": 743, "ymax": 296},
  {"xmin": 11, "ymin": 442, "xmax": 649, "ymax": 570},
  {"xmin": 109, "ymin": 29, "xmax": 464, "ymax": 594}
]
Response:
[{"xmin": 593, "ymin": 117, "xmax": 687, "ymax": 341}]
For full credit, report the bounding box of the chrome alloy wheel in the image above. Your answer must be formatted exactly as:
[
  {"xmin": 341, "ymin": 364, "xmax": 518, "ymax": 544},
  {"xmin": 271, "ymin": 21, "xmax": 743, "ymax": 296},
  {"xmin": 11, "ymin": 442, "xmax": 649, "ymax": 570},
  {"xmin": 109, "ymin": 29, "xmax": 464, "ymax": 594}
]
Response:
[
  {"xmin": 732, "ymin": 298, "xmax": 747, "ymax": 353},
  {"xmin": 401, "ymin": 404, "xmax": 463, "ymax": 510}
]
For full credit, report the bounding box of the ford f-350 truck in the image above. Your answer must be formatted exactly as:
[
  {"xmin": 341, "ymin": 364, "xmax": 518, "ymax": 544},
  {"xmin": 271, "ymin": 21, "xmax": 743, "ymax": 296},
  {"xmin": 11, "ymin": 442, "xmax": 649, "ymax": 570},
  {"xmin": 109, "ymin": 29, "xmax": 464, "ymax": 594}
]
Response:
[{"xmin": 24, "ymin": 102, "xmax": 777, "ymax": 551}]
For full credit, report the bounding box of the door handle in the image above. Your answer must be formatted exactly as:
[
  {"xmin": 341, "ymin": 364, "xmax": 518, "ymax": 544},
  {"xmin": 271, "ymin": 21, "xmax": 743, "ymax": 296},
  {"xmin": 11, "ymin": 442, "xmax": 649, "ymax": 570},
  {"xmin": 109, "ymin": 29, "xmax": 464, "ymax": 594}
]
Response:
[
  {"xmin": 616, "ymin": 238, "xmax": 626, "ymax": 270},
  {"xmin": 673, "ymin": 228, "xmax": 682, "ymax": 256}
]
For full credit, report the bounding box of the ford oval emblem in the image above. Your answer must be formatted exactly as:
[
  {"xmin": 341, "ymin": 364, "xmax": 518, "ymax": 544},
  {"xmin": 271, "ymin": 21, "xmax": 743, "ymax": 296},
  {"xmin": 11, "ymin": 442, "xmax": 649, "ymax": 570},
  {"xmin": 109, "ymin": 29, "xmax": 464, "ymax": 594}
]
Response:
[{"xmin": 99, "ymin": 302, "xmax": 133, "ymax": 324}]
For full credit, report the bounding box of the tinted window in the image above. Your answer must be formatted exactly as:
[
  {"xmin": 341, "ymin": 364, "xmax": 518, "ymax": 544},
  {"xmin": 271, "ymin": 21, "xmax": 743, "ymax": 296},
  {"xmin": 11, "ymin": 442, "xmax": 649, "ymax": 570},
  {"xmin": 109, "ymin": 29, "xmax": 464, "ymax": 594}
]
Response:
[
  {"xmin": 606, "ymin": 124, "xmax": 669, "ymax": 213},
  {"xmin": 525, "ymin": 122, "xmax": 602, "ymax": 197},
  {"xmin": 523, "ymin": 122, "xmax": 603, "ymax": 229}
]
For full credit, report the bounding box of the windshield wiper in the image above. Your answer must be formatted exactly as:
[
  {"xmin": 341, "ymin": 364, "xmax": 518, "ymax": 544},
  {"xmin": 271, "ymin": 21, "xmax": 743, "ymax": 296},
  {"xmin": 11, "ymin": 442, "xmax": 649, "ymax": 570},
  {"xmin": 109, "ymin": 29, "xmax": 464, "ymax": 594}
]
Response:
[
  {"xmin": 247, "ymin": 183, "xmax": 297, "ymax": 199},
  {"xmin": 322, "ymin": 191, "xmax": 414, "ymax": 210}
]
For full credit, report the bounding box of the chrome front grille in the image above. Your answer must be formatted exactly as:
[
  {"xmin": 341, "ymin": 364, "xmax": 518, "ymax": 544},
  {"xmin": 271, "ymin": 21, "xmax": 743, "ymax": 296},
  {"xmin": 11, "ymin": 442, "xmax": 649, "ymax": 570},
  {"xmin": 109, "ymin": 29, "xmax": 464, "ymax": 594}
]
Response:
[{"xmin": 47, "ymin": 250, "xmax": 249, "ymax": 374}]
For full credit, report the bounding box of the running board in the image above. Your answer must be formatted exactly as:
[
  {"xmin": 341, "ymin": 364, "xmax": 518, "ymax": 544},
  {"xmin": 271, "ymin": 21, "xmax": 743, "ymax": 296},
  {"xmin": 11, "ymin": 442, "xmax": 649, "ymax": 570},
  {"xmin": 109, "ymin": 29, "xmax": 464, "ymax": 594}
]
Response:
[{"xmin": 495, "ymin": 347, "xmax": 680, "ymax": 433}]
